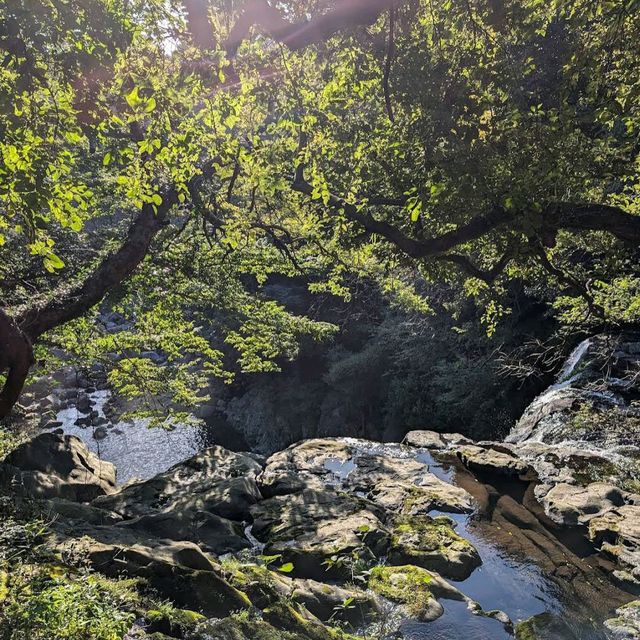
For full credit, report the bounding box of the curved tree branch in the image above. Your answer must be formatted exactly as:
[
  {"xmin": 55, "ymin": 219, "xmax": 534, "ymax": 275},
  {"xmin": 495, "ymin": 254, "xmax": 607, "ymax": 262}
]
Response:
[
  {"xmin": 223, "ymin": 0, "xmax": 400, "ymax": 55},
  {"xmin": 17, "ymin": 199, "xmax": 174, "ymax": 341}
]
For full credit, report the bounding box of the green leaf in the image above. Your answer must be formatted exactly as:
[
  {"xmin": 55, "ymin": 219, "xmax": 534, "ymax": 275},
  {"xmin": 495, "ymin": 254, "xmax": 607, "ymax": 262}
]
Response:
[
  {"xmin": 125, "ymin": 87, "xmax": 142, "ymax": 109},
  {"xmin": 277, "ymin": 563, "xmax": 294, "ymax": 573},
  {"xmin": 151, "ymin": 193, "xmax": 163, "ymax": 206},
  {"xmin": 144, "ymin": 97, "xmax": 157, "ymax": 113},
  {"xmin": 43, "ymin": 252, "xmax": 65, "ymax": 272}
]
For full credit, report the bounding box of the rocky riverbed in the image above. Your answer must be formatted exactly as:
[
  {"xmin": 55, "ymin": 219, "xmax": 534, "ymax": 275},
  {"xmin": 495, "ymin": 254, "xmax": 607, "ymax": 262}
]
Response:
[{"xmin": 2, "ymin": 334, "xmax": 640, "ymax": 639}]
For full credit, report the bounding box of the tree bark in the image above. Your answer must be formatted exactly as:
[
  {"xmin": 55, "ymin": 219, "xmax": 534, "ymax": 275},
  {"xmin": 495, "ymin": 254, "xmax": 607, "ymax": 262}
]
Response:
[
  {"xmin": 180, "ymin": 0, "xmax": 401, "ymax": 55},
  {"xmin": 227, "ymin": 0, "xmax": 395, "ymax": 54},
  {"xmin": 17, "ymin": 198, "xmax": 176, "ymax": 341},
  {"xmin": 0, "ymin": 308, "xmax": 34, "ymax": 419}
]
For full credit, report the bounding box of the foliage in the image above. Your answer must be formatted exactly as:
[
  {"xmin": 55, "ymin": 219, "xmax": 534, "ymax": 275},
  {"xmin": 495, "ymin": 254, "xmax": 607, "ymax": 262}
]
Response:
[
  {"xmin": 1, "ymin": 568, "xmax": 137, "ymax": 640},
  {"xmin": 1, "ymin": 0, "xmax": 639, "ymax": 419}
]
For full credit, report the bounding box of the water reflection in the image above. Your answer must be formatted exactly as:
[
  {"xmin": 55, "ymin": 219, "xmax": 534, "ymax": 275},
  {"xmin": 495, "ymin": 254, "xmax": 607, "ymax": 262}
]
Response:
[
  {"xmin": 400, "ymin": 600, "xmax": 512, "ymax": 640},
  {"xmin": 47, "ymin": 390, "xmax": 216, "ymax": 483}
]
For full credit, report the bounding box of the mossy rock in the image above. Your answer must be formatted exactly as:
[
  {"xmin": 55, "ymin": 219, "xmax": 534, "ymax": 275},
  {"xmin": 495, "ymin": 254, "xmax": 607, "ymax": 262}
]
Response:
[
  {"xmin": 263, "ymin": 599, "xmax": 357, "ymax": 640},
  {"xmin": 196, "ymin": 608, "xmax": 358, "ymax": 640},
  {"xmin": 145, "ymin": 607, "xmax": 205, "ymax": 636},
  {"xmin": 388, "ymin": 515, "xmax": 481, "ymax": 580},
  {"xmin": 367, "ymin": 564, "xmax": 442, "ymax": 621},
  {"xmin": 515, "ymin": 613, "xmax": 579, "ymax": 639}
]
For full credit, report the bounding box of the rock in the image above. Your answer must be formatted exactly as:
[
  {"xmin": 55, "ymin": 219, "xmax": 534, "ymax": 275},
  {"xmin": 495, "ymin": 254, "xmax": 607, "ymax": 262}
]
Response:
[
  {"xmin": 93, "ymin": 445, "xmax": 263, "ymax": 522},
  {"xmin": 51, "ymin": 524, "xmax": 250, "ymax": 616},
  {"xmin": 141, "ymin": 350, "xmax": 166, "ymax": 365},
  {"xmin": 367, "ymin": 564, "xmax": 444, "ymax": 621},
  {"xmin": 258, "ymin": 438, "xmax": 353, "ymax": 496},
  {"xmin": 404, "ymin": 430, "xmax": 472, "ymax": 449},
  {"xmin": 515, "ymin": 612, "xmax": 580, "ymax": 639},
  {"xmin": 291, "ymin": 577, "xmax": 380, "ymax": 625},
  {"xmin": 542, "ymin": 482, "xmax": 634, "ymax": 526},
  {"xmin": 348, "ymin": 452, "xmax": 474, "ymax": 515},
  {"xmin": 194, "ymin": 607, "xmax": 344, "ymax": 640},
  {"xmin": 251, "ymin": 488, "xmax": 389, "ymax": 580},
  {"xmin": 0, "ymin": 433, "xmax": 116, "ymax": 501},
  {"xmin": 605, "ymin": 601, "xmax": 640, "ymax": 639},
  {"xmin": 45, "ymin": 498, "xmax": 122, "ymax": 525},
  {"xmin": 42, "ymin": 420, "xmax": 63, "ymax": 430},
  {"xmin": 93, "ymin": 426, "xmax": 108, "ymax": 440},
  {"xmin": 456, "ymin": 444, "xmax": 530, "ymax": 477},
  {"xmin": 119, "ymin": 509, "xmax": 250, "ymax": 555},
  {"xmin": 225, "ymin": 562, "xmax": 380, "ymax": 626},
  {"xmin": 387, "ymin": 515, "xmax": 481, "ymax": 580},
  {"xmin": 75, "ymin": 391, "xmax": 92, "ymax": 413},
  {"xmin": 144, "ymin": 607, "xmax": 205, "ymax": 637},
  {"xmin": 74, "ymin": 417, "xmax": 92, "ymax": 427},
  {"xmin": 260, "ymin": 438, "xmax": 474, "ymax": 515},
  {"xmin": 589, "ymin": 505, "xmax": 640, "ymax": 584},
  {"xmin": 509, "ymin": 440, "xmax": 619, "ymax": 488}
]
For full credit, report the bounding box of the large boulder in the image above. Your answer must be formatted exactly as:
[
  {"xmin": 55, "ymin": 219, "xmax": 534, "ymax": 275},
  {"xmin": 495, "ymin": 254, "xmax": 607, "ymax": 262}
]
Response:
[
  {"xmin": 388, "ymin": 515, "xmax": 481, "ymax": 580},
  {"xmin": 589, "ymin": 505, "xmax": 640, "ymax": 585},
  {"xmin": 88, "ymin": 445, "xmax": 262, "ymax": 554},
  {"xmin": 259, "ymin": 438, "xmax": 474, "ymax": 514},
  {"xmin": 456, "ymin": 444, "xmax": 530, "ymax": 477},
  {"xmin": 0, "ymin": 433, "xmax": 116, "ymax": 501},
  {"xmin": 403, "ymin": 430, "xmax": 471, "ymax": 449},
  {"xmin": 367, "ymin": 564, "xmax": 444, "ymax": 622},
  {"xmin": 93, "ymin": 445, "xmax": 263, "ymax": 522},
  {"xmin": 250, "ymin": 488, "xmax": 390, "ymax": 580},
  {"xmin": 224, "ymin": 561, "xmax": 380, "ymax": 626},
  {"xmin": 257, "ymin": 438, "xmax": 353, "ymax": 496},
  {"xmin": 347, "ymin": 451, "xmax": 474, "ymax": 514},
  {"xmin": 117, "ymin": 508, "xmax": 250, "ymax": 555},
  {"xmin": 50, "ymin": 523, "xmax": 250, "ymax": 616},
  {"xmin": 515, "ymin": 613, "xmax": 580, "ymax": 639},
  {"xmin": 540, "ymin": 482, "xmax": 635, "ymax": 526}
]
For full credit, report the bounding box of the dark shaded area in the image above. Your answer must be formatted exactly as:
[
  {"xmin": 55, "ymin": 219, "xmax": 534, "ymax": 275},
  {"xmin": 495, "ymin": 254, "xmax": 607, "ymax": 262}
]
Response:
[{"xmin": 203, "ymin": 277, "xmax": 556, "ymax": 453}]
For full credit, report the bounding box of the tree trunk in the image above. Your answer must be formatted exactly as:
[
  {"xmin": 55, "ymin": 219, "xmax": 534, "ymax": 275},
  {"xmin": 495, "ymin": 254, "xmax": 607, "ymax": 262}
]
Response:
[{"xmin": 0, "ymin": 308, "xmax": 34, "ymax": 419}]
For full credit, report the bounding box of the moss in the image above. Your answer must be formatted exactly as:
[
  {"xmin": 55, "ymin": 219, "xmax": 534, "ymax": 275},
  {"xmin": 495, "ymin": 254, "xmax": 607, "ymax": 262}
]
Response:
[
  {"xmin": 391, "ymin": 515, "xmax": 473, "ymax": 555},
  {"xmin": 197, "ymin": 615, "xmax": 301, "ymax": 640},
  {"xmin": 145, "ymin": 605, "xmax": 205, "ymax": 636},
  {"xmin": 0, "ymin": 426, "xmax": 26, "ymax": 461},
  {"xmin": 368, "ymin": 565, "xmax": 434, "ymax": 618},
  {"xmin": 263, "ymin": 600, "xmax": 360, "ymax": 640},
  {"xmin": 223, "ymin": 559, "xmax": 274, "ymax": 589}
]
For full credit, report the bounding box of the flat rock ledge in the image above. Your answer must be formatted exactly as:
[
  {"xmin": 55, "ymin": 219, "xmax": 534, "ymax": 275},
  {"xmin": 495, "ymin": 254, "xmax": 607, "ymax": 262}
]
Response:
[{"xmin": 1, "ymin": 432, "xmax": 512, "ymax": 639}]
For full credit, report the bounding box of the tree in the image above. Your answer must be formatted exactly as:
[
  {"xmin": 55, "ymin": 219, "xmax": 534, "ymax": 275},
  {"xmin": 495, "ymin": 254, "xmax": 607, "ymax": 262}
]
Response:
[{"xmin": 1, "ymin": 0, "xmax": 639, "ymax": 419}]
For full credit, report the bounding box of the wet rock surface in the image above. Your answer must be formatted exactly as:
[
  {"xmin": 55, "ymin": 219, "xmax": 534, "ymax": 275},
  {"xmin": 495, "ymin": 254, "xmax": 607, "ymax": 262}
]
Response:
[{"xmin": 3, "ymin": 430, "xmax": 635, "ymax": 640}]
